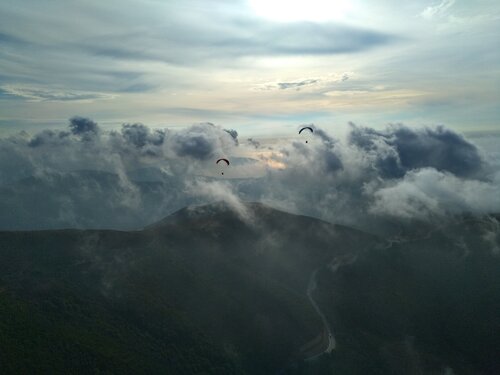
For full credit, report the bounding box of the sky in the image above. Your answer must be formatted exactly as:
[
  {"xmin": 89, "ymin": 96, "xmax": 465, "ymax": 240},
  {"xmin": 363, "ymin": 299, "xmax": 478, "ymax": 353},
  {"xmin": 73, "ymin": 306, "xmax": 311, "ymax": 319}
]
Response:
[
  {"xmin": 1, "ymin": 118, "xmax": 500, "ymax": 232},
  {"xmin": 1, "ymin": 0, "xmax": 500, "ymax": 233},
  {"xmin": 1, "ymin": 0, "xmax": 499, "ymax": 137}
]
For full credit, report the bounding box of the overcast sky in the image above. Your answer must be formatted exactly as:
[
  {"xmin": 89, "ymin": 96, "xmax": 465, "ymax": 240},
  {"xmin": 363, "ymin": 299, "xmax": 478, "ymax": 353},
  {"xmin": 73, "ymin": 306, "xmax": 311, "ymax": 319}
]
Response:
[{"xmin": 0, "ymin": 0, "xmax": 499, "ymax": 137}]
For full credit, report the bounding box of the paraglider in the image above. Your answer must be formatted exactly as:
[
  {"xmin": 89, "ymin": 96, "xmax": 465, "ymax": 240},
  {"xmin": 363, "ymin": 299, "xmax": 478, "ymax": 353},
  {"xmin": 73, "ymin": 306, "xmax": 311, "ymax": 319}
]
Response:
[
  {"xmin": 216, "ymin": 158, "xmax": 230, "ymax": 175},
  {"xmin": 299, "ymin": 126, "xmax": 314, "ymax": 143},
  {"xmin": 298, "ymin": 126, "xmax": 313, "ymax": 134}
]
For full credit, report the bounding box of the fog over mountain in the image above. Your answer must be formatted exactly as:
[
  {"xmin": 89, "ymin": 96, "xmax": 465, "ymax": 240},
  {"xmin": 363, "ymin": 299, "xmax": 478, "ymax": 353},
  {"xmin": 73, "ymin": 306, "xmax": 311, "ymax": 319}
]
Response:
[
  {"xmin": 0, "ymin": 118, "xmax": 499, "ymax": 232},
  {"xmin": 0, "ymin": 202, "xmax": 498, "ymax": 374},
  {"xmin": 1, "ymin": 0, "xmax": 499, "ymax": 373},
  {"xmin": 1, "ymin": 118, "xmax": 499, "ymax": 373}
]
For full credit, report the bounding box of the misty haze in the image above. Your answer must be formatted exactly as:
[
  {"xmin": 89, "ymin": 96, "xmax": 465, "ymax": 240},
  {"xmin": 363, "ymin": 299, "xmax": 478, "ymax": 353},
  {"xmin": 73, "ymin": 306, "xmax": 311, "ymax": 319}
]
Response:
[{"xmin": 1, "ymin": 1, "xmax": 499, "ymax": 374}]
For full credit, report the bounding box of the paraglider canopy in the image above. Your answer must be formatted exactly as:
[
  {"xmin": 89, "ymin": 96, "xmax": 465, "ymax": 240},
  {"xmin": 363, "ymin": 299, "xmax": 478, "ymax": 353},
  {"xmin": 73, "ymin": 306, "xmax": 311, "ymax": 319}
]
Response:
[
  {"xmin": 298, "ymin": 126, "xmax": 314, "ymax": 135},
  {"xmin": 216, "ymin": 158, "xmax": 230, "ymax": 175},
  {"xmin": 299, "ymin": 126, "xmax": 314, "ymax": 143}
]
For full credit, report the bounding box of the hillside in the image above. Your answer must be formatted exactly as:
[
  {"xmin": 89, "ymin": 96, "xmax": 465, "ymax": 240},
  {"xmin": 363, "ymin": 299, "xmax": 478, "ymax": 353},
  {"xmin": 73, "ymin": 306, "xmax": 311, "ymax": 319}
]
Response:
[
  {"xmin": 301, "ymin": 217, "xmax": 500, "ymax": 374},
  {"xmin": 0, "ymin": 202, "xmax": 376, "ymax": 374},
  {"xmin": 1, "ymin": 203, "xmax": 498, "ymax": 374}
]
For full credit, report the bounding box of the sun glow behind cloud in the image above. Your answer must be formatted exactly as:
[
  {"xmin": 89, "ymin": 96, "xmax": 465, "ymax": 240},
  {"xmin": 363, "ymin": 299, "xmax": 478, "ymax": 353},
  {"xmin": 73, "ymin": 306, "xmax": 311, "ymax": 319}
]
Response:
[
  {"xmin": 248, "ymin": 0, "xmax": 354, "ymax": 22},
  {"xmin": 0, "ymin": 0, "xmax": 499, "ymax": 136}
]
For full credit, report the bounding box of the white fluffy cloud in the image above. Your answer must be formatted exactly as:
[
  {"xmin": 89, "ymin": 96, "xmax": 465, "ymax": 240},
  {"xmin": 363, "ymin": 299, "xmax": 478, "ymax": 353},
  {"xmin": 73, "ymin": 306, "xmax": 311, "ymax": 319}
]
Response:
[
  {"xmin": 370, "ymin": 168, "xmax": 500, "ymax": 220},
  {"xmin": 0, "ymin": 118, "xmax": 498, "ymax": 231}
]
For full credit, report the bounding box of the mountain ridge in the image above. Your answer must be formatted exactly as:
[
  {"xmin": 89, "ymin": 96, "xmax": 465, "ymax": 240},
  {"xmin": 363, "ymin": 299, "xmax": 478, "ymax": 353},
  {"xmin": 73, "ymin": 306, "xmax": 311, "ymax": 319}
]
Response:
[
  {"xmin": 1, "ymin": 203, "xmax": 498, "ymax": 374},
  {"xmin": 0, "ymin": 202, "xmax": 378, "ymax": 374}
]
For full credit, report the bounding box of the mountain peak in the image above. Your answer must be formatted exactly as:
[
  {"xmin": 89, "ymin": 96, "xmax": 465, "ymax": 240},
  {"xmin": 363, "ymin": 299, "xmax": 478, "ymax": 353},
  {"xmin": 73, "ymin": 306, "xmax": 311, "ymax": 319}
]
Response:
[{"xmin": 145, "ymin": 201, "xmax": 276, "ymax": 229}]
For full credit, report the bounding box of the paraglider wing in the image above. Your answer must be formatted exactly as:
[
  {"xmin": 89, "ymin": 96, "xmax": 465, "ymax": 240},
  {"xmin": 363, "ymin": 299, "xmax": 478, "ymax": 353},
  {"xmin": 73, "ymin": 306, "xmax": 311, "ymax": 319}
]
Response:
[
  {"xmin": 216, "ymin": 158, "xmax": 230, "ymax": 166},
  {"xmin": 298, "ymin": 126, "xmax": 314, "ymax": 135}
]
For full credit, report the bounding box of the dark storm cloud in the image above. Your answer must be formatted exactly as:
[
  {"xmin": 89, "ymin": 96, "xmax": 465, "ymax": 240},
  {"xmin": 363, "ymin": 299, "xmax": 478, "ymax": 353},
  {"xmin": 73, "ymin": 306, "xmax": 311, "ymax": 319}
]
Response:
[
  {"xmin": 69, "ymin": 116, "xmax": 99, "ymax": 135},
  {"xmin": 391, "ymin": 125, "xmax": 483, "ymax": 177},
  {"xmin": 313, "ymin": 128, "xmax": 336, "ymax": 147},
  {"xmin": 321, "ymin": 148, "xmax": 344, "ymax": 173},
  {"xmin": 348, "ymin": 124, "xmax": 484, "ymax": 178},
  {"xmin": 224, "ymin": 129, "xmax": 239, "ymax": 145},
  {"xmin": 173, "ymin": 134, "xmax": 214, "ymax": 159},
  {"xmin": 28, "ymin": 129, "xmax": 70, "ymax": 148},
  {"xmin": 170, "ymin": 123, "xmax": 236, "ymax": 161},
  {"xmin": 121, "ymin": 123, "xmax": 165, "ymax": 147}
]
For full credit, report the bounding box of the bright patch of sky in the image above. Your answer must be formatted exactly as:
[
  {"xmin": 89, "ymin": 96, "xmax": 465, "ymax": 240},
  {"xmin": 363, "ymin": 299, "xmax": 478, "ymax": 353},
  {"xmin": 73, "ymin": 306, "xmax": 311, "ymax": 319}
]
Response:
[{"xmin": 0, "ymin": 0, "xmax": 499, "ymax": 137}]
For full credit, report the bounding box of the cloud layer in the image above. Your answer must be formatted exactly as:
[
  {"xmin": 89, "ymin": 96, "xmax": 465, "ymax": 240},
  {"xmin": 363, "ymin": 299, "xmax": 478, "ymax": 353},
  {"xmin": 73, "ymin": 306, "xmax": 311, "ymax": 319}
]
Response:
[
  {"xmin": 0, "ymin": 117, "xmax": 499, "ymax": 231},
  {"xmin": 1, "ymin": 0, "xmax": 499, "ymax": 138}
]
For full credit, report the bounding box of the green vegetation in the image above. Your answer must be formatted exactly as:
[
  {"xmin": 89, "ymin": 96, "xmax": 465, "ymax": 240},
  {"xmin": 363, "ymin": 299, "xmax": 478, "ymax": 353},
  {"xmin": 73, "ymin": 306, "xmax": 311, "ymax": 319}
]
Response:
[
  {"xmin": 1, "ymin": 204, "xmax": 497, "ymax": 374},
  {"xmin": 0, "ymin": 203, "xmax": 376, "ymax": 374},
  {"xmin": 306, "ymin": 218, "xmax": 500, "ymax": 374}
]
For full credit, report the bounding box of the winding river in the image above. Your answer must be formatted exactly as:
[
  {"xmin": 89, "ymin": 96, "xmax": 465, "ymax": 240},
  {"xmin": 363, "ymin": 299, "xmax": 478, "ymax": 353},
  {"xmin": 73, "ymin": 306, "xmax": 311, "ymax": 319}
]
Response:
[{"xmin": 305, "ymin": 268, "xmax": 336, "ymax": 359}]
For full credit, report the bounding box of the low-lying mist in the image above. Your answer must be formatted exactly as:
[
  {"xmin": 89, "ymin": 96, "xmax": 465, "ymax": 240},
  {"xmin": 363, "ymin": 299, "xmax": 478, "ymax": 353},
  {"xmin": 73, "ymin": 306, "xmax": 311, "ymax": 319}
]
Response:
[{"xmin": 1, "ymin": 117, "xmax": 499, "ymax": 232}]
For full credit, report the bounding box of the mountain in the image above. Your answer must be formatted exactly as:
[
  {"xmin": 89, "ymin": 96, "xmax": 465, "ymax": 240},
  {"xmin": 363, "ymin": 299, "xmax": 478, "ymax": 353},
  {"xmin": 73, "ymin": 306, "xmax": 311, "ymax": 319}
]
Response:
[
  {"xmin": 301, "ymin": 216, "xmax": 500, "ymax": 375},
  {"xmin": 0, "ymin": 203, "xmax": 498, "ymax": 374},
  {"xmin": 0, "ymin": 202, "xmax": 376, "ymax": 374},
  {"xmin": 0, "ymin": 170, "xmax": 190, "ymax": 230}
]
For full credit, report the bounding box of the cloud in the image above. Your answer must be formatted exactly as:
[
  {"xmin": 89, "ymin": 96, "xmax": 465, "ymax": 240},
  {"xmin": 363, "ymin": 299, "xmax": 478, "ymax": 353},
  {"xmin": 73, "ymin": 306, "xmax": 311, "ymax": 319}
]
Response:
[
  {"xmin": 278, "ymin": 80, "xmax": 318, "ymax": 90},
  {"xmin": 348, "ymin": 124, "xmax": 484, "ymax": 178},
  {"xmin": 0, "ymin": 118, "xmax": 498, "ymax": 233},
  {"xmin": 28, "ymin": 130, "xmax": 71, "ymax": 148},
  {"xmin": 252, "ymin": 73, "xmax": 351, "ymax": 92},
  {"xmin": 421, "ymin": 0, "xmax": 455, "ymax": 20},
  {"xmin": 247, "ymin": 138, "xmax": 261, "ymax": 149},
  {"xmin": 370, "ymin": 168, "xmax": 500, "ymax": 220},
  {"xmin": 173, "ymin": 134, "xmax": 214, "ymax": 160},
  {"xmin": 0, "ymin": 117, "xmax": 242, "ymax": 229},
  {"xmin": 82, "ymin": 19, "xmax": 396, "ymax": 65},
  {"xmin": 0, "ymin": 0, "xmax": 397, "ymax": 105},
  {"xmin": 224, "ymin": 129, "xmax": 239, "ymax": 145},
  {"xmin": 0, "ymin": 85, "xmax": 114, "ymax": 102},
  {"xmin": 0, "ymin": 32, "xmax": 29, "ymax": 46},
  {"xmin": 185, "ymin": 179, "xmax": 255, "ymax": 224},
  {"xmin": 171, "ymin": 123, "xmax": 236, "ymax": 160},
  {"xmin": 480, "ymin": 217, "xmax": 500, "ymax": 255},
  {"xmin": 69, "ymin": 116, "xmax": 99, "ymax": 135},
  {"xmin": 235, "ymin": 123, "xmax": 496, "ymax": 232},
  {"xmin": 200, "ymin": 21, "xmax": 395, "ymax": 58},
  {"xmin": 1, "ymin": 0, "xmax": 497, "ymax": 139},
  {"xmin": 121, "ymin": 123, "xmax": 165, "ymax": 148}
]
